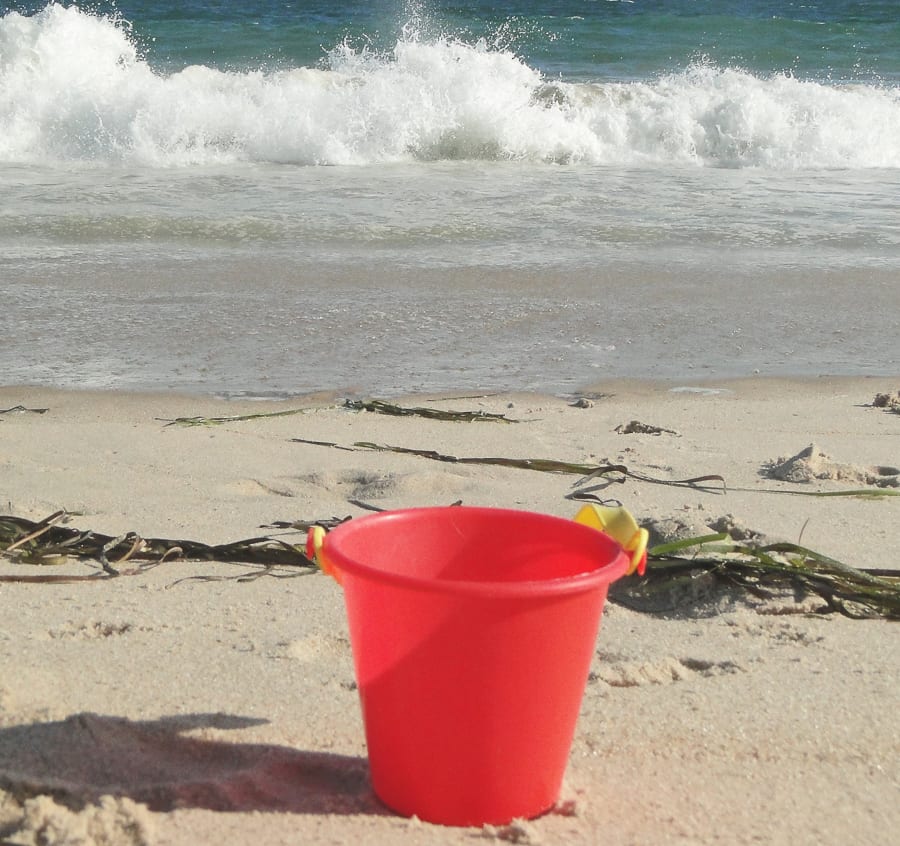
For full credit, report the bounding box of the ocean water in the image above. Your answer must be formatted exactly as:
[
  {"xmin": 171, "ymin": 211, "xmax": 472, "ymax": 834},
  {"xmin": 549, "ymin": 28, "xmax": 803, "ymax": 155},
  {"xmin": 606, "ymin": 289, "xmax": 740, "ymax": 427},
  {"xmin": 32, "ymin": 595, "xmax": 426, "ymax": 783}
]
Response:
[{"xmin": 1, "ymin": 1, "xmax": 898, "ymax": 397}]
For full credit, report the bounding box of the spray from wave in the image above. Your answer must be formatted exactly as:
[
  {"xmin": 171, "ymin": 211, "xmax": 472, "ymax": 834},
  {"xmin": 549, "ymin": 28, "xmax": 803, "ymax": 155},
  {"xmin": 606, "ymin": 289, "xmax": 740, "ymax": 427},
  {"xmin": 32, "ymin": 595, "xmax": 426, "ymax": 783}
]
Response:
[{"xmin": 1, "ymin": 3, "xmax": 898, "ymax": 168}]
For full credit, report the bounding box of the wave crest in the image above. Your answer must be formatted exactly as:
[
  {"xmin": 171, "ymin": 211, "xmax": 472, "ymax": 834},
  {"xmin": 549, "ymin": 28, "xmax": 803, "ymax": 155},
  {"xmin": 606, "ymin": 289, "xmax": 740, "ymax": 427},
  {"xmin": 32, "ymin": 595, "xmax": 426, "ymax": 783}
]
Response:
[{"xmin": 1, "ymin": 3, "xmax": 897, "ymax": 168}]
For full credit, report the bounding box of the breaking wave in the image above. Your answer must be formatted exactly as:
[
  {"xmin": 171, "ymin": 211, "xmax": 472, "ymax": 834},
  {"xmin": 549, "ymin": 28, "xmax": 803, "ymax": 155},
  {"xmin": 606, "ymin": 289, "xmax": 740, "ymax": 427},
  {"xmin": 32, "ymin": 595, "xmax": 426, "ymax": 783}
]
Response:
[{"xmin": 1, "ymin": 3, "xmax": 898, "ymax": 168}]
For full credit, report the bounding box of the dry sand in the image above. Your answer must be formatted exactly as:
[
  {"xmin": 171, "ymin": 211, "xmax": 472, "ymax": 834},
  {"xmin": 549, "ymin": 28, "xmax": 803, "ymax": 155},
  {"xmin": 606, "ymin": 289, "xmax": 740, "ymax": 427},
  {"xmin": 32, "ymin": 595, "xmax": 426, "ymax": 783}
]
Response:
[{"xmin": 0, "ymin": 377, "xmax": 898, "ymax": 845}]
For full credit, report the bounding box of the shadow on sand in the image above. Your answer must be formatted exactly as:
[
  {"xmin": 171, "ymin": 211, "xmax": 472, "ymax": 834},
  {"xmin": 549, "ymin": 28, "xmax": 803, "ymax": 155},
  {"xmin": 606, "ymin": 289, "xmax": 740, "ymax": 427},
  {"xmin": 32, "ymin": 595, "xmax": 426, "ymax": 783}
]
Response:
[{"xmin": 0, "ymin": 712, "xmax": 385, "ymax": 815}]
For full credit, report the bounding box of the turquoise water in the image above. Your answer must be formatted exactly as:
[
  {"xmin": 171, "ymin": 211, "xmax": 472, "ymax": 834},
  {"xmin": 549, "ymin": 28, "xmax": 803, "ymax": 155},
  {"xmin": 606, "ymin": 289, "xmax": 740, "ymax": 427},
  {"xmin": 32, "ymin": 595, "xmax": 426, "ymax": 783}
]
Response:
[
  {"xmin": 22, "ymin": 1, "xmax": 900, "ymax": 83},
  {"xmin": 0, "ymin": 2, "xmax": 897, "ymax": 396}
]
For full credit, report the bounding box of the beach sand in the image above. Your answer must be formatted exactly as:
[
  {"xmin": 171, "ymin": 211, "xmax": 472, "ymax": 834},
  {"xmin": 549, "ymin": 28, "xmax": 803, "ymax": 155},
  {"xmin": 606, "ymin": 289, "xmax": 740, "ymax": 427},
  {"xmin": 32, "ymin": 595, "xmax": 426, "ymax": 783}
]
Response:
[{"xmin": 1, "ymin": 377, "xmax": 898, "ymax": 845}]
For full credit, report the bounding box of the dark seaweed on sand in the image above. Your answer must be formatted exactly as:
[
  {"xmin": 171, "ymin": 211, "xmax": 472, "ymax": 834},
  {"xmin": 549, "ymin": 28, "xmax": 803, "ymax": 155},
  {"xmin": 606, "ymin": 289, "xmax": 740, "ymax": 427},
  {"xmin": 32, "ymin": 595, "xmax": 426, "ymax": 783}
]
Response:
[
  {"xmin": 0, "ymin": 511, "xmax": 319, "ymax": 581},
  {"xmin": 343, "ymin": 399, "xmax": 517, "ymax": 422},
  {"xmin": 1, "ymin": 511, "xmax": 897, "ymax": 619},
  {"xmin": 2, "ymin": 393, "xmax": 896, "ymax": 612},
  {"xmin": 157, "ymin": 398, "xmax": 517, "ymax": 427},
  {"xmin": 617, "ymin": 533, "xmax": 900, "ymax": 619}
]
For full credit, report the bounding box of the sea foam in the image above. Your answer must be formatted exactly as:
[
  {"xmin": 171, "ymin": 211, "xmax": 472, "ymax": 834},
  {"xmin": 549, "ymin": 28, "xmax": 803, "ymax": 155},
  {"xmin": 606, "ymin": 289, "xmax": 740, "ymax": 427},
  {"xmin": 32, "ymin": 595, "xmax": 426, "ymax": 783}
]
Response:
[{"xmin": 1, "ymin": 3, "xmax": 898, "ymax": 168}]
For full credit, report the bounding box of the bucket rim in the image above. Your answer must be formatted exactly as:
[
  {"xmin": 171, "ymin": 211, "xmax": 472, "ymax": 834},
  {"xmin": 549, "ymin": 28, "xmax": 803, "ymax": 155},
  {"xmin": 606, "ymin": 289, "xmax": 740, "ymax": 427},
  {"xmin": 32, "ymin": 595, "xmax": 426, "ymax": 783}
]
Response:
[{"xmin": 321, "ymin": 505, "xmax": 630, "ymax": 598}]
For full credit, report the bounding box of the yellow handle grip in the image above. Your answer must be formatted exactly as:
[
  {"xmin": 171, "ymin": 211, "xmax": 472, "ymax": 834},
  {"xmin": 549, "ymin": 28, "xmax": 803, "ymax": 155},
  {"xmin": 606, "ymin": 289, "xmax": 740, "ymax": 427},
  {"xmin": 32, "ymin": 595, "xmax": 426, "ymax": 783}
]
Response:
[
  {"xmin": 573, "ymin": 504, "xmax": 648, "ymax": 576},
  {"xmin": 306, "ymin": 524, "xmax": 343, "ymax": 584}
]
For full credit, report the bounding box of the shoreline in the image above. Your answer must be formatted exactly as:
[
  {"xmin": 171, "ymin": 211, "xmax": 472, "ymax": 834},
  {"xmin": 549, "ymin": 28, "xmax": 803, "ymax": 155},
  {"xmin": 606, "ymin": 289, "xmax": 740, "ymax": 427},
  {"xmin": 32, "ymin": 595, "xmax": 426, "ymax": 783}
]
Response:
[
  {"xmin": 1, "ymin": 375, "xmax": 898, "ymax": 845},
  {"xmin": 2, "ymin": 370, "xmax": 895, "ymax": 400}
]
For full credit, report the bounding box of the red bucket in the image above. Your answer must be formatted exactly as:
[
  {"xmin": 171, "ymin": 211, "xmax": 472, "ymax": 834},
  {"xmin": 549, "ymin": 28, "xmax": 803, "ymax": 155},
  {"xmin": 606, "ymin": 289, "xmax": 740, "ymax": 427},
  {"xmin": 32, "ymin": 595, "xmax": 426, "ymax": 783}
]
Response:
[{"xmin": 319, "ymin": 506, "xmax": 629, "ymax": 826}]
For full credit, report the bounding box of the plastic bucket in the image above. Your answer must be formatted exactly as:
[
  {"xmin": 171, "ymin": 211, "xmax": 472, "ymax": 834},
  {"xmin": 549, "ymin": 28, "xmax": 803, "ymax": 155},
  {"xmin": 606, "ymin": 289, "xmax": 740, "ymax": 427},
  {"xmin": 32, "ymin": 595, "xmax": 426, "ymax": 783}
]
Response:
[{"xmin": 319, "ymin": 506, "xmax": 629, "ymax": 826}]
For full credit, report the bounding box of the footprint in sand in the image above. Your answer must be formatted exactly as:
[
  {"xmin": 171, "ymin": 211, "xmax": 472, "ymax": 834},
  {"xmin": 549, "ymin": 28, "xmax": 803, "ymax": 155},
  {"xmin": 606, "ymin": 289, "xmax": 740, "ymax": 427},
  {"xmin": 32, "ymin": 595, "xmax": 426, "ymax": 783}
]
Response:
[
  {"xmin": 221, "ymin": 478, "xmax": 296, "ymax": 497},
  {"xmin": 297, "ymin": 468, "xmax": 475, "ymax": 506},
  {"xmin": 280, "ymin": 632, "xmax": 350, "ymax": 664},
  {"xmin": 590, "ymin": 656, "xmax": 746, "ymax": 688}
]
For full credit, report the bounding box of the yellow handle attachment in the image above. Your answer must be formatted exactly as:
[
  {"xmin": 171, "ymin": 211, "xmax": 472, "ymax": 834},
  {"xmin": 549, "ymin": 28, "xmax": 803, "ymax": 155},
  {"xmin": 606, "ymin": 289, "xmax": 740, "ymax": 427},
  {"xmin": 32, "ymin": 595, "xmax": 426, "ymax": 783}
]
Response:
[
  {"xmin": 306, "ymin": 524, "xmax": 343, "ymax": 584},
  {"xmin": 574, "ymin": 504, "xmax": 648, "ymax": 576}
]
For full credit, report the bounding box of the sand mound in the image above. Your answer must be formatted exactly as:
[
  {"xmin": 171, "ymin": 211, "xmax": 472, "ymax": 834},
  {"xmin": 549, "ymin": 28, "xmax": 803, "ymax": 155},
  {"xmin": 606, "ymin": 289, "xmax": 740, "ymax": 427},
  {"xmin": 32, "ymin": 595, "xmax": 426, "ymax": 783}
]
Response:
[
  {"xmin": 0, "ymin": 793, "xmax": 152, "ymax": 846},
  {"xmin": 765, "ymin": 443, "xmax": 899, "ymax": 487},
  {"xmin": 642, "ymin": 511, "xmax": 768, "ymax": 549}
]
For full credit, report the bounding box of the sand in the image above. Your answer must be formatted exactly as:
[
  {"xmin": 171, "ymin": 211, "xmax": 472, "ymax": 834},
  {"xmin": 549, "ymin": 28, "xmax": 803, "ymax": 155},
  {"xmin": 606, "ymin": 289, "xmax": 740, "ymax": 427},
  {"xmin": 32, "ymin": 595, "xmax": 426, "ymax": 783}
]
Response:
[{"xmin": 0, "ymin": 377, "xmax": 898, "ymax": 845}]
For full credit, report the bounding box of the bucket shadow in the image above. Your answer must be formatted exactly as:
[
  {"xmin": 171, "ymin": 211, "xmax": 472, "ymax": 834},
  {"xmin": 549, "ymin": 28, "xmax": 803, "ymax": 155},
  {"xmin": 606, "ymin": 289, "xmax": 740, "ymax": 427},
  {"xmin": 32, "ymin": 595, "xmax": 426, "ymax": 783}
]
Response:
[{"xmin": 0, "ymin": 712, "xmax": 385, "ymax": 815}]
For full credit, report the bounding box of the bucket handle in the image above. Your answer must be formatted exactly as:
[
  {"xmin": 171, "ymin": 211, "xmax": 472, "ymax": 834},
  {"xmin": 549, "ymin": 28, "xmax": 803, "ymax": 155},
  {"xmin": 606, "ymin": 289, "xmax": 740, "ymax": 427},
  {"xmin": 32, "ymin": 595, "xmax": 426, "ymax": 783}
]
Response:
[
  {"xmin": 306, "ymin": 506, "xmax": 648, "ymax": 582},
  {"xmin": 306, "ymin": 524, "xmax": 342, "ymax": 584},
  {"xmin": 573, "ymin": 504, "xmax": 648, "ymax": 576}
]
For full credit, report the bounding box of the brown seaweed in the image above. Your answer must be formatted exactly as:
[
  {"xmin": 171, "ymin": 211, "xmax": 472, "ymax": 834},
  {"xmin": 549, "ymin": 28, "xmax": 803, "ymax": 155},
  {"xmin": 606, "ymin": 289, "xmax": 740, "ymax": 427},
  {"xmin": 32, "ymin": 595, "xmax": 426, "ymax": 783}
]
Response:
[{"xmin": 2, "ymin": 511, "xmax": 897, "ymax": 619}]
